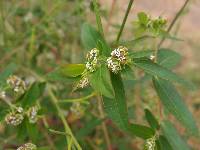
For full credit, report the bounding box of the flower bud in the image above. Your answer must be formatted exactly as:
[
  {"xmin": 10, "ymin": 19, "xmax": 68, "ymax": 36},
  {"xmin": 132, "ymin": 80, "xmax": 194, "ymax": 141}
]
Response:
[
  {"xmin": 7, "ymin": 75, "xmax": 26, "ymax": 93},
  {"xmin": 5, "ymin": 112, "xmax": 24, "ymax": 126},
  {"xmin": 27, "ymin": 106, "xmax": 39, "ymax": 124}
]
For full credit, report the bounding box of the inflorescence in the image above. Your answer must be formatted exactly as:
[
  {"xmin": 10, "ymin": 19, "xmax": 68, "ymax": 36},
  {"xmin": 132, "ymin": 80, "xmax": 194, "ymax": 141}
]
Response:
[
  {"xmin": 17, "ymin": 143, "xmax": 37, "ymax": 150},
  {"xmin": 107, "ymin": 46, "xmax": 129, "ymax": 73}
]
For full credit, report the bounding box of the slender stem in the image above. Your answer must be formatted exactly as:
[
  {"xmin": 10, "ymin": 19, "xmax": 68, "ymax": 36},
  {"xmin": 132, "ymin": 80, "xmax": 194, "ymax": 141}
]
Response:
[
  {"xmin": 93, "ymin": 0, "xmax": 104, "ymax": 37},
  {"xmin": 97, "ymin": 95, "xmax": 112, "ymax": 150},
  {"xmin": 58, "ymin": 92, "xmax": 96, "ymax": 103},
  {"xmin": 157, "ymin": 0, "xmax": 190, "ymax": 48},
  {"xmin": 116, "ymin": 0, "xmax": 134, "ymax": 44},
  {"xmin": 24, "ymin": 68, "xmax": 82, "ymax": 150},
  {"xmin": 47, "ymin": 87, "xmax": 82, "ymax": 150}
]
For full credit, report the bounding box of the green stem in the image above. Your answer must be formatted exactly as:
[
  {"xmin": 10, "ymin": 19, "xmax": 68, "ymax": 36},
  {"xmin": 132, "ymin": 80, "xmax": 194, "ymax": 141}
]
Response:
[
  {"xmin": 157, "ymin": 0, "xmax": 190, "ymax": 48},
  {"xmin": 58, "ymin": 92, "xmax": 96, "ymax": 103},
  {"xmin": 47, "ymin": 87, "xmax": 82, "ymax": 150},
  {"xmin": 116, "ymin": 0, "xmax": 134, "ymax": 44},
  {"xmin": 93, "ymin": 0, "xmax": 104, "ymax": 37}
]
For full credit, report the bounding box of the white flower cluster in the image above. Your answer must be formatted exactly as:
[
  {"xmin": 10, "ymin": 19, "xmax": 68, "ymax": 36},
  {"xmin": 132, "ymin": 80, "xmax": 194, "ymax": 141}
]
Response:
[
  {"xmin": 7, "ymin": 75, "xmax": 26, "ymax": 93},
  {"xmin": 85, "ymin": 48, "xmax": 99, "ymax": 73},
  {"xmin": 107, "ymin": 46, "xmax": 129, "ymax": 73},
  {"xmin": 17, "ymin": 143, "xmax": 37, "ymax": 150},
  {"xmin": 70, "ymin": 102, "xmax": 84, "ymax": 117},
  {"xmin": 27, "ymin": 106, "xmax": 39, "ymax": 124},
  {"xmin": 5, "ymin": 107, "xmax": 24, "ymax": 126},
  {"xmin": 145, "ymin": 136, "xmax": 156, "ymax": 150},
  {"xmin": 76, "ymin": 77, "xmax": 89, "ymax": 89}
]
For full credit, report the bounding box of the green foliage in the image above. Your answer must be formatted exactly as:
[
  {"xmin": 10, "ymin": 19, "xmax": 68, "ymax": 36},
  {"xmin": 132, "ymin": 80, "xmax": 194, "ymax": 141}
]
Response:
[
  {"xmin": 0, "ymin": 0, "xmax": 198, "ymax": 149},
  {"xmin": 145, "ymin": 109, "xmax": 160, "ymax": 131},
  {"xmin": 21, "ymin": 82, "xmax": 46, "ymax": 107},
  {"xmin": 153, "ymin": 78, "xmax": 198, "ymax": 135},
  {"xmin": 161, "ymin": 121, "xmax": 191, "ymax": 150}
]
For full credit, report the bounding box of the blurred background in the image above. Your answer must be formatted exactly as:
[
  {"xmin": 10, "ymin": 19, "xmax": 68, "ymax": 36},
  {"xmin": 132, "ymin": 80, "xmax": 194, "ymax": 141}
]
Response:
[{"xmin": 0, "ymin": 0, "xmax": 199, "ymax": 149}]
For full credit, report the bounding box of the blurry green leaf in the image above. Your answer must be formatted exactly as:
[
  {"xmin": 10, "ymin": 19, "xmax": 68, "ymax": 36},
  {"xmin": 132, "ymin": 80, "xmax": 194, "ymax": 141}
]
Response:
[
  {"xmin": 161, "ymin": 121, "xmax": 191, "ymax": 150},
  {"xmin": 89, "ymin": 65, "xmax": 114, "ymax": 98},
  {"xmin": 60, "ymin": 64, "xmax": 85, "ymax": 77},
  {"xmin": 158, "ymin": 49, "xmax": 181, "ymax": 69},
  {"xmin": 138, "ymin": 12, "xmax": 149, "ymax": 25},
  {"xmin": 81, "ymin": 23, "xmax": 110, "ymax": 56},
  {"xmin": 153, "ymin": 78, "xmax": 198, "ymax": 135},
  {"xmin": 103, "ymin": 73, "xmax": 154, "ymax": 138},
  {"xmin": 134, "ymin": 59, "xmax": 195, "ymax": 89},
  {"xmin": 103, "ymin": 73, "xmax": 129, "ymax": 130},
  {"xmin": 129, "ymin": 124, "xmax": 155, "ymax": 139},
  {"xmin": 26, "ymin": 118, "xmax": 38, "ymax": 142},
  {"xmin": 21, "ymin": 82, "xmax": 46, "ymax": 107},
  {"xmin": 157, "ymin": 135, "xmax": 173, "ymax": 150},
  {"xmin": 46, "ymin": 67, "xmax": 80, "ymax": 83},
  {"xmin": 145, "ymin": 109, "xmax": 159, "ymax": 131},
  {"xmin": 76, "ymin": 118, "xmax": 103, "ymax": 138},
  {"xmin": 129, "ymin": 50, "xmax": 154, "ymax": 59},
  {"xmin": 0, "ymin": 63, "xmax": 17, "ymax": 85},
  {"xmin": 81, "ymin": 23, "xmax": 103, "ymax": 50}
]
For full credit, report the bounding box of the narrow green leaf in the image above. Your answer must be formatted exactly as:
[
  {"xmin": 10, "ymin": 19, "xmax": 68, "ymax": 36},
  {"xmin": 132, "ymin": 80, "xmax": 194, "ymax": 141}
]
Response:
[
  {"xmin": 153, "ymin": 78, "xmax": 198, "ymax": 135},
  {"xmin": 129, "ymin": 124, "xmax": 155, "ymax": 139},
  {"xmin": 46, "ymin": 67, "xmax": 80, "ymax": 83},
  {"xmin": 161, "ymin": 121, "xmax": 191, "ymax": 150},
  {"xmin": 129, "ymin": 50, "xmax": 154, "ymax": 59},
  {"xmin": 89, "ymin": 65, "xmax": 114, "ymax": 98},
  {"xmin": 60, "ymin": 64, "xmax": 85, "ymax": 77},
  {"xmin": 21, "ymin": 82, "xmax": 46, "ymax": 107},
  {"xmin": 158, "ymin": 49, "xmax": 181, "ymax": 69},
  {"xmin": 0, "ymin": 63, "xmax": 17, "ymax": 85},
  {"xmin": 134, "ymin": 59, "xmax": 194, "ymax": 89},
  {"xmin": 76, "ymin": 118, "xmax": 103, "ymax": 138},
  {"xmin": 103, "ymin": 73, "xmax": 129, "ymax": 130},
  {"xmin": 144, "ymin": 109, "xmax": 160, "ymax": 131},
  {"xmin": 81, "ymin": 23, "xmax": 104, "ymax": 50},
  {"xmin": 157, "ymin": 135, "xmax": 173, "ymax": 150},
  {"xmin": 26, "ymin": 118, "xmax": 38, "ymax": 142},
  {"xmin": 103, "ymin": 73, "xmax": 154, "ymax": 139}
]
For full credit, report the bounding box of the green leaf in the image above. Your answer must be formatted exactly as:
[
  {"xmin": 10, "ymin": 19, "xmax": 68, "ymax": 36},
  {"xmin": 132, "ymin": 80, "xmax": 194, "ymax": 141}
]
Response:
[
  {"xmin": 129, "ymin": 124, "xmax": 155, "ymax": 139},
  {"xmin": 81, "ymin": 23, "xmax": 102, "ymax": 49},
  {"xmin": 129, "ymin": 50, "xmax": 154, "ymax": 59},
  {"xmin": 76, "ymin": 118, "xmax": 103, "ymax": 138},
  {"xmin": 144, "ymin": 109, "xmax": 160, "ymax": 131},
  {"xmin": 161, "ymin": 121, "xmax": 191, "ymax": 150},
  {"xmin": 103, "ymin": 73, "xmax": 129, "ymax": 130},
  {"xmin": 60, "ymin": 64, "xmax": 85, "ymax": 77},
  {"xmin": 89, "ymin": 65, "xmax": 114, "ymax": 98},
  {"xmin": 133, "ymin": 59, "xmax": 194, "ymax": 89},
  {"xmin": 21, "ymin": 82, "xmax": 46, "ymax": 107},
  {"xmin": 26, "ymin": 118, "xmax": 38, "ymax": 142},
  {"xmin": 153, "ymin": 78, "xmax": 198, "ymax": 135},
  {"xmin": 157, "ymin": 135, "xmax": 173, "ymax": 150},
  {"xmin": 158, "ymin": 49, "xmax": 181, "ymax": 69},
  {"xmin": 0, "ymin": 63, "xmax": 17, "ymax": 85},
  {"xmin": 103, "ymin": 73, "xmax": 154, "ymax": 139},
  {"xmin": 138, "ymin": 12, "xmax": 149, "ymax": 25},
  {"xmin": 46, "ymin": 67, "xmax": 80, "ymax": 83}
]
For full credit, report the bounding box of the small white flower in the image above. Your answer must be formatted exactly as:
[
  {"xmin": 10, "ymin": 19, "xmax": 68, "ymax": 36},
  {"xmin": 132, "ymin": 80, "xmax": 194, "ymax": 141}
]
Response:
[
  {"xmin": 16, "ymin": 107, "xmax": 24, "ymax": 113},
  {"xmin": 17, "ymin": 143, "xmax": 37, "ymax": 150},
  {"xmin": 76, "ymin": 77, "xmax": 89, "ymax": 89},
  {"xmin": 0, "ymin": 91, "xmax": 6, "ymax": 98},
  {"xmin": 145, "ymin": 136, "xmax": 156, "ymax": 150},
  {"xmin": 106, "ymin": 57, "xmax": 122, "ymax": 74},
  {"xmin": 5, "ymin": 112, "xmax": 24, "ymax": 126},
  {"xmin": 27, "ymin": 106, "xmax": 39, "ymax": 124},
  {"xmin": 150, "ymin": 55, "xmax": 155, "ymax": 61},
  {"xmin": 7, "ymin": 75, "xmax": 26, "ymax": 93},
  {"xmin": 86, "ymin": 48, "xmax": 99, "ymax": 60}
]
